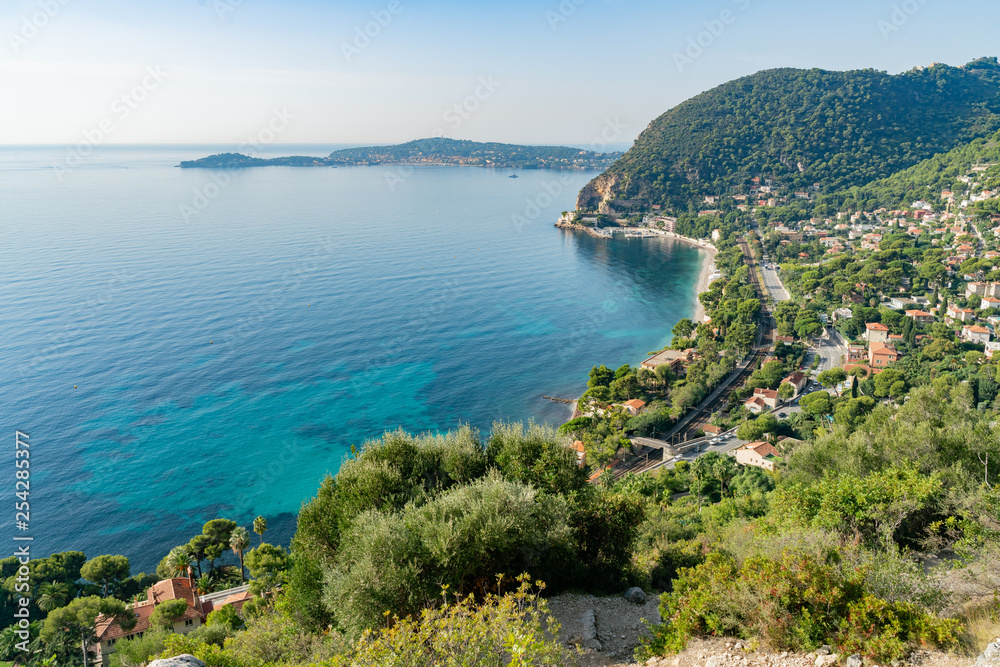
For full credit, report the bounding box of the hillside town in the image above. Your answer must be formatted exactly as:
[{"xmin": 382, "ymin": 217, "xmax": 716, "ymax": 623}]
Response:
[{"xmin": 560, "ymin": 159, "xmax": 1000, "ymax": 492}]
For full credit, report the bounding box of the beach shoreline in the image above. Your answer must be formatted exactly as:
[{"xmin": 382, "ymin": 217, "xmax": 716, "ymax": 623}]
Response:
[
  {"xmin": 553, "ymin": 224, "xmax": 718, "ymax": 419},
  {"xmin": 553, "ymin": 221, "xmax": 719, "ymax": 339},
  {"xmin": 690, "ymin": 243, "xmax": 718, "ymax": 326}
]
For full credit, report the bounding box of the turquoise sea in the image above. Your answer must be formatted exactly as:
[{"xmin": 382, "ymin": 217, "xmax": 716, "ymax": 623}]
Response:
[{"xmin": 0, "ymin": 145, "xmax": 706, "ymax": 571}]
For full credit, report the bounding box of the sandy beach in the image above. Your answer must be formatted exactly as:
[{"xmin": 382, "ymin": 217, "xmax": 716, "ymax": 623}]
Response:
[{"xmin": 692, "ymin": 244, "xmax": 718, "ymax": 325}]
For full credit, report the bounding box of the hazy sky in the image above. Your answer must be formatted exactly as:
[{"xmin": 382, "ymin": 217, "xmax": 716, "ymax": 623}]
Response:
[{"xmin": 0, "ymin": 0, "xmax": 997, "ymax": 146}]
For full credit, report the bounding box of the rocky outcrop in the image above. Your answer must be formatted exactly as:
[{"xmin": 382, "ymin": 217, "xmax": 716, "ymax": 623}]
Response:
[
  {"xmin": 977, "ymin": 637, "xmax": 1000, "ymax": 665},
  {"xmin": 148, "ymin": 655, "xmax": 205, "ymax": 667},
  {"xmin": 625, "ymin": 587, "xmax": 647, "ymax": 604},
  {"xmin": 622, "ymin": 638, "xmax": 971, "ymax": 667},
  {"xmin": 580, "ymin": 608, "xmax": 602, "ymax": 651},
  {"xmin": 576, "ymin": 172, "xmax": 621, "ymax": 212}
]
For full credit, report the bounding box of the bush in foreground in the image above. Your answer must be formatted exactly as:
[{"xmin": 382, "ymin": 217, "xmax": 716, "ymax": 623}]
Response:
[
  {"xmin": 153, "ymin": 579, "xmax": 571, "ymax": 667},
  {"xmin": 642, "ymin": 548, "xmax": 960, "ymax": 663},
  {"xmin": 321, "ymin": 577, "xmax": 572, "ymax": 667}
]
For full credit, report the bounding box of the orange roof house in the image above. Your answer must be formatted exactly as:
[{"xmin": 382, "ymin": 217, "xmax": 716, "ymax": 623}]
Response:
[
  {"xmin": 869, "ymin": 341, "xmax": 900, "ymax": 369},
  {"xmin": 95, "ymin": 578, "xmax": 251, "ymax": 667},
  {"xmin": 962, "ymin": 325, "xmax": 992, "ymax": 344},
  {"xmin": 865, "ymin": 322, "xmax": 890, "ymax": 343},
  {"xmin": 622, "ymin": 399, "xmax": 646, "ymax": 416},
  {"xmin": 904, "ymin": 309, "xmax": 935, "ymax": 323},
  {"xmin": 781, "ymin": 371, "xmax": 807, "ymax": 396},
  {"xmin": 753, "ymin": 387, "xmax": 779, "ymax": 409},
  {"xmin": 734, "ymin": 442, "xmax": 781, "ymax": 470}
]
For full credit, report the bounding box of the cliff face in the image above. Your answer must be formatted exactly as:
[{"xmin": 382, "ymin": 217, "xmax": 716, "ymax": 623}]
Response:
[{"xmin": 576, "ymin": 172, "xmax": 620, "ymax": 212}]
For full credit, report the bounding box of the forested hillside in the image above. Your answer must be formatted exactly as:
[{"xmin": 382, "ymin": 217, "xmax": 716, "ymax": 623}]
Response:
[
  {"xmin": 578, "ymin": 58, "xmax": 1000, "ymax": 213},
  {"xmin": 822, "ymin": 129, "xmax": 1000, "ymax": 212}
]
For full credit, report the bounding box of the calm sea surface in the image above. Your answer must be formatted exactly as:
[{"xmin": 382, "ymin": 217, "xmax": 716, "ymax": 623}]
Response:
[{"xmin": 0, "ymin": 145, "xmax": 705, "ymax": 571}]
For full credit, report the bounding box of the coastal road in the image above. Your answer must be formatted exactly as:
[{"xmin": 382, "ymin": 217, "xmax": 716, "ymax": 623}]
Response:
[
  {"xmin": 760, "ymin": 264, "xmax": 790, "ymax": 302},
  {"xmin": 755, "ymin": 258, "xmax": 845, "ymax": 374},
  {"xmin": 810, "ymin": 329, "xmax": 848, "ymax": 374}
]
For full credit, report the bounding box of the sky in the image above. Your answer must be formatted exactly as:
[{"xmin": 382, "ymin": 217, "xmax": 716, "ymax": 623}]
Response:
[{"xmin": 0, "ymin": 0, "xmax": 998, "ymax": 147}]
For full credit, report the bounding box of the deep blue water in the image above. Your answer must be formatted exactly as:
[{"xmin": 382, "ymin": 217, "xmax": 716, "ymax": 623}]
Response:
[{"xmin": 0, "ymin": 145, "xmax": 706, "ymax": 571}]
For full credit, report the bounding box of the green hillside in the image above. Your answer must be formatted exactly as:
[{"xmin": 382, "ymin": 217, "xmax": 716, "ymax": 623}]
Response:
[
  {"xmin": 325, "ymin": 137, "xmax": 620, "ymax": 169},
  {"xmin": 179, "ymin": 138, "xmax": 621, "ymax": 170},
  {"xmin": 578, "ymin": 58, "xmax": 1000, "ymax": 213},
  {"xmin": 826, "ymin": 129, "xmax": 1000, "ymax": 212}
]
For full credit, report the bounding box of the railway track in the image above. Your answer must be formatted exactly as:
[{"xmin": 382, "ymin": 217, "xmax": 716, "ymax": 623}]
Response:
[
  {"xmin": 604, "ymin": 235, "xmax": 777, "ymax": 480},
  {"xmin": 669, "ymin": 237, "xmax": 775, "ymax": 440}
]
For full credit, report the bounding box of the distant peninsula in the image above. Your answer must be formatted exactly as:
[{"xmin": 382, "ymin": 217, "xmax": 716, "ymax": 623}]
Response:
[{"xmin": 178, "ymin": 137, "xmax": 623, "ymax": 170}]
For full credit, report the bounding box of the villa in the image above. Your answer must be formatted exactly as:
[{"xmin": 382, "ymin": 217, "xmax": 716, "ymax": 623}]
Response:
[
  {"xmin": 94, "ymin": 577, "xmax": 252, "ymax": 666},
  {"xmin": 734, "ymin": 442, "xmax": 781, "ymax": 471}
]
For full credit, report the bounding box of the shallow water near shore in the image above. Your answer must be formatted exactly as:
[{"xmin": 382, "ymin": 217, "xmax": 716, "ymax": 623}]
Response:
[{"xmin": 0, "ymin": 145, "xmax": 705, "ymax": 570}]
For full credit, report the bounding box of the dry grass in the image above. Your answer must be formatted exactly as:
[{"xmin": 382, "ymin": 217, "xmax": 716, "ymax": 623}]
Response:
[{"xmin": 955, "ymin": 598, "xmax": 1000, "ymax": 657}]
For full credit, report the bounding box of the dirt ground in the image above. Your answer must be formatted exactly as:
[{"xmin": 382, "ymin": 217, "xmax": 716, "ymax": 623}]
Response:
[
  {"xmin": 546, "ymin": 591, "xmax": 978, "ymax": 667},
  {"xmin": 546, "ymin": 591, "xmax": 661, "ymax": 664}
]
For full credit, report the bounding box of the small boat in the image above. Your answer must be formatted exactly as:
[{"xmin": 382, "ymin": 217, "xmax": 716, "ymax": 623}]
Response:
[{"xmin": 509, "ymin": 174, "xmax": 519, "ymax": 178}]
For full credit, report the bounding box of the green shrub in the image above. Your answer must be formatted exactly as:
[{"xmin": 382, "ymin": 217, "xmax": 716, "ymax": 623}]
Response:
[
  {"xmin": 188, "ymin": 622, "xmax": 233, "ymax": 648},
  {"xmin": 156, "ymin": 633, "xmax": 236, "ymax": 667},
  {"xmin": 149, "ymin": 598, "xmax": 189, "ymax": 628},
  {"xmin": 321, "ymin": 577, "xmax": 573, "ymax": 667},
  {"xmin": 108, "ymin": 628, "xmax": 172, "ymax": 667},
  {"xmin": 642, "ymin": 547, "xmax": 959, "ymax": 662},
  {"xmin": 291, "ymin": 425, "xmax": 488, "ymax": 628},
  {"xmin": 567, "ymin": 488, "xmax": 645, "ymax": 590},
  {"xmin": 221, "ymin": 605, "xmax": 344, "ymax": 666},
  {"xmin": 486, "ymin": 421, "xmax": 585, "ymax": 495},
  {"xmin": 206, "ymin": 604, "xmax": 243, "ymax": 631},
  {"xmin": 835, "ymin": 595, "xmax": 959, "ymax": 664},
  {"xmin": 296, "ymin": 425, "xmax": 487, "ymax": 561},
  {"xmin": 324, "ymin": 473, "xmax": 575, "ymax": 636}
]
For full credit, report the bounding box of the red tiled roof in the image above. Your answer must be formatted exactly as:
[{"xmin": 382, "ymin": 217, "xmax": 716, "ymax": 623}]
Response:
[
  {"xmin": 148, "ymin": 578, "xmax": 196, "ymax": 606},
  {"xmin": 219, "ymin": 590, "xmax": 253, "ymax": 611},
  {"xmin": 870, "ymin": 342, "xmax": 900, "ymax": 359},
  {"xmin": 96, "ymin": 599, "xmax": 201, "ymax": 643},
  {"xmin": 740, "ymin": 442, "xmax": 780, "ymax": 458},
  {"xmin": 866, "ymin": 322, "xmax": 889, "ymax": 331},
  {"xmin": 96, "ymin": 578, "xmax": 202, "ymax": 644},
  {"xmin": 783, "ymin": 371, "xmax": 806, "ymax": 385}
]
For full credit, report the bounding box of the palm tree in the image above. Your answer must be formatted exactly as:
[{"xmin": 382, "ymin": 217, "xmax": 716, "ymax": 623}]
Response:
[
  {"xmin": 690, "ymin": 456, "xmax": 713, "ymax": 509},
  {"xmin": 230, "ymin": 527, "xmax": 250, "ymax": 584},
  {"xmin": 165, "ymin": 546, "xmax": 193, "ymax": 579},
  {"xmin": 36, "ymin": 581, "xmax": 70, "ymax": 612},
  {"xmin": 253, "ymin": 515, "xmax": 268, "ymax": 545},
  {"xmin": 711, "ymin": 454, "xmax": 739, "ymax": 497}
]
